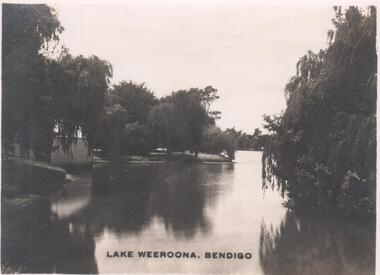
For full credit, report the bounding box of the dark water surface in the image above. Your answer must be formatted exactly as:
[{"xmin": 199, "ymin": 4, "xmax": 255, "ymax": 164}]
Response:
[{"xmin": 2, "ymin": 151, "xmax": 375, "ymax": 274}]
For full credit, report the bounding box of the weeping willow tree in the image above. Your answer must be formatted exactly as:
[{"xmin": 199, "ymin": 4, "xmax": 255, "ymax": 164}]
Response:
[
  {"xmin": 48, "ymin": 53, "xmax": 113, "ymax": 154},
  {"xmin": 2, "ymin": 4, "xmax": 113, "ymax": 161},
  {"xmin": 2, "ymin": 4, "xmax": 63, "ymax": 160},
  {"xmin": 263, "ymin": 6, "xmax": 376, "ymax": 218}
]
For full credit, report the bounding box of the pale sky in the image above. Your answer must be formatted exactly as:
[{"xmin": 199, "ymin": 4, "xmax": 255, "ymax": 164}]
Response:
[{"xmin": 51, "ymin": 3, "xmax": 334, "ymax": 133}]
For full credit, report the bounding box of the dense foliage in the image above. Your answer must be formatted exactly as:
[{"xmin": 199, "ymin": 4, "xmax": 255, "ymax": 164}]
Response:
[
  {"xmin": 150, "ymin": 88, "xmax": 214, "ymax": 157},
  {"xmin": 200, "ymin": 125, "xmax": 237, "ymax": 159},
  {"xmin": 262, "ymin": 7, "xmax": 376, "ymax": 218},
  {"xmin": 96, "ymin": 82, "xmax": 156, "ymax": 158},
  {"xmin": 94, "ymin": 84, "xmax": 237, "ymax": 160},
  {"xmin": 2, "ymin": 4, "xmax": 63, "ymax": 160},
  {"xmin": 2, "ymin": 4, "xmax": 235, "ymax": 161},
  {"xmin": 2, "ymin": 4, "xmax": 112, "ymax": 160},
  {"xmin": 224, "ymin": 127, "xmax": 268, "ymax": 151},
  {"xmin": 49, "ymin": 53, "xmax": 112, "ymax": 153}
]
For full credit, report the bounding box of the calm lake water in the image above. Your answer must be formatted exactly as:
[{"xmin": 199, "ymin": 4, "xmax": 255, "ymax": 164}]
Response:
[{"xmin": 2, "ymin": 151, "xmax": 375, "ymax": 274}]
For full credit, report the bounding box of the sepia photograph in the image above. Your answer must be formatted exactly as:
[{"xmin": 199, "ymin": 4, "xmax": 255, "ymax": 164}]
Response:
[{"xmin": 1, "ymin": 1, "xmax": 377, "ymax": 274}]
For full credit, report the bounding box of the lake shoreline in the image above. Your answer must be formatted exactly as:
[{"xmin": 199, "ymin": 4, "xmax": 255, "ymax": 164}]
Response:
[{"xmin": 94, "ymin": 152, "xmax": 235, "ymax": 164}]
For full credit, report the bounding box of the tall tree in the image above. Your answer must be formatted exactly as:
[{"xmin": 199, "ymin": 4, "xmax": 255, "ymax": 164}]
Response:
[
  {"xmin": 262, "ymin": 7, "xmax": 376, "ymax": 218},
  {"xmin": 2, "ymin": 4, "xmax": 63, "ymax": 160},
  {"xmin": 149, "ymin": 102, "xmax": 176, "ymax": 154},
  {"xmin": 103, "ymin": 104, "xmax": 128, "ymax": 160},
  {"xmin": 110, "ymin": 81, "xmax": 157, "ymax": 124},
  {"xmin": 150, "ymin": 89, "xmax": 211, "ymax": 157},
  {"xmin": 48, "ymin": 53, "xmax": 113, "ymax": 153}
]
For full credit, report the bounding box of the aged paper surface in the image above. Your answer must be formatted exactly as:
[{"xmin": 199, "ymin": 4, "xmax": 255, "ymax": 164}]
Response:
[{"xmin": 1, "ymin": 1, "xmax": 377, "ymax": 274}]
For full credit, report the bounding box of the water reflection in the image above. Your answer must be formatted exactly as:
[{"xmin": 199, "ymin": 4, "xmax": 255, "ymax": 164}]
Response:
[
  {"xmin": 259, "ymin": 211, "xmax": 375, "ymax": 275},
  {"xmin": 50, "ymin": 173, "xmax": 92, "ymax": 219},
  {"xmin": 2, "ymin": 152, "xmax": 374, "ymax": 274},
  {"xmin": 2, "ymin": 199, "xmax": 52, "ymax": 273},
  {"xmin": 83, "ymin": 162, "xmax": 233, "ymax": 238},
  {"xmin": 2, "ymin": 200, "xmax": 99, "ymax": 273},
  {"xmin": 49, "ymin": 215, "xmax": 99, "ymax": 274},
  {"xmin": 2, "ymin": 161, "xmax": 234, "ymax": 273}
]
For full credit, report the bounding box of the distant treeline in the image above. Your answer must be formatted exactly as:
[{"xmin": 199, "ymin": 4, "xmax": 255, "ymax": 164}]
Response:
[
  {"xmin": 2, "ymin": 4, "xmax": 249, "ymax": 162},
  {"xmin": 262, "ymin": 7, "xmax": 376, "ymax": 219},
  {"xmin": 222, "ymin": 127, "xmax": 268, "ymax": 151}
]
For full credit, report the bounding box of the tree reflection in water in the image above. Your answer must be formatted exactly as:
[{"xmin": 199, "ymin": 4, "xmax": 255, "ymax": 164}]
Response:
[
  {"xmin": 87, "ymin": 161, "xmax": 232, "ymax": 239},
  {"xmin": 49, "ymin": 214, "xmax": 99, "ymax": 274},
  {"xmin": 259, "ymin": 211, "xmax": 375, "ymax": 275},
  {"xmin": 2, "ymin": 161, "xmax": 233, "ymax": 273},
  {"xmin": 2, "ymin": 202, "xmax": 99, "ymax": 274}
]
